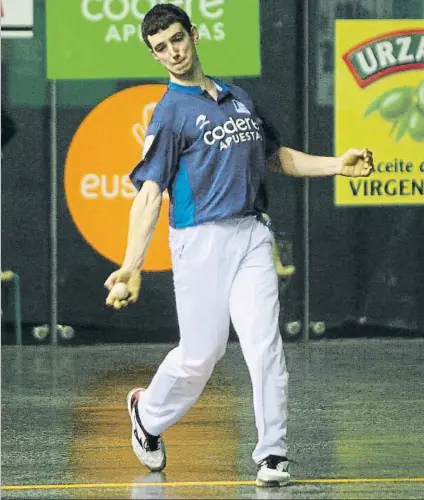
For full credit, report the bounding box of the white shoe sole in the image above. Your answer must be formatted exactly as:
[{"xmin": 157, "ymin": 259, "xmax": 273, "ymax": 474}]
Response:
[
  {"xmin": 255, "ymin": 477, "xmax": 291, "ymax": 487},
  {"xmin": 256, "ymin": 469, "xmax": 291, "ymax": 487}
]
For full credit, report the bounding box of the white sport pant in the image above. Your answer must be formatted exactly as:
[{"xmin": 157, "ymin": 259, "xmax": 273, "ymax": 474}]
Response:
[{"xmin": 138, "ymin": 216, "xmax": 289, "ymax": 462}]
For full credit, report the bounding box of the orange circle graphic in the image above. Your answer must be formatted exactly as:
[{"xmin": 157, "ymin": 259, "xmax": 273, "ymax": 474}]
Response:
[{"xmin": 64, "ymin": 84, "xmax": 171, "ymax": 271}]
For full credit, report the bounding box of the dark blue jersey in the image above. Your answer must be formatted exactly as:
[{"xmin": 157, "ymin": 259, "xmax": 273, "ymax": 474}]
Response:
[{"xmin": 130, "ymin": 79, "xmax": 280, "ymax": 229}]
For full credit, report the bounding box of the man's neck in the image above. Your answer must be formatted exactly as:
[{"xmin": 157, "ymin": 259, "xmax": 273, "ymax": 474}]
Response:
[
  {"xmin": 169, "ymin": 60, "xmax": 218, "ymax": 100},
  {"xmin": 169, "ymin": 61, "xmax": 209, "ymax": 89}
]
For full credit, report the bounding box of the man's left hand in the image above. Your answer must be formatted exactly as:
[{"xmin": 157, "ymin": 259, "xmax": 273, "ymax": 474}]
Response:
[{"xmin": 339, "ymin": 148, "xmax": 374, "ymax": 177}]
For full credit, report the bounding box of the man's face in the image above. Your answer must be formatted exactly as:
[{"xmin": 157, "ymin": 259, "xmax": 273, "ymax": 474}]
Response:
[{"xmin": 148, "ymin": 22, "xmax": 199, "ymax": 77}]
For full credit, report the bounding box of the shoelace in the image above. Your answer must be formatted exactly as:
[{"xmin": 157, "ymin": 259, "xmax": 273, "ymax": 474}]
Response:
[
  {"xmin": 143, "ymin": 434, "xmax": 160, "ymax": 452},
  {"xmin": 262, "ymin": 455, "xmax": 288, "ymax": 470}
]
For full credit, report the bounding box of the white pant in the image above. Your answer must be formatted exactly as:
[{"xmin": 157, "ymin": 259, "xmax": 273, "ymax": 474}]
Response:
[{"xmin": 138, "ymin": 216, "xmax": 289, "ymax": 462}]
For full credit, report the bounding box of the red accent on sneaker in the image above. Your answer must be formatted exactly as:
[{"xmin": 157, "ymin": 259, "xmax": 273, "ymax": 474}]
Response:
[{"xmin": 130, "ymin": 387, "xmax": 145, "ymax": 410}]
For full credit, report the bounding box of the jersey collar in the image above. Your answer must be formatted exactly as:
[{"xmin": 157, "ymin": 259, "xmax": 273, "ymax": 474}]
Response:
[{"xmin": 168, "ymin": 78, "xmax": 229, "ymax": 96}]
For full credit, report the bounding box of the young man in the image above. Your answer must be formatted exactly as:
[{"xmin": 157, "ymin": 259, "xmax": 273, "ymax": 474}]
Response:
[{"xmin": 104, "ymin": 4, "xmax": 373, "ymax": 487}]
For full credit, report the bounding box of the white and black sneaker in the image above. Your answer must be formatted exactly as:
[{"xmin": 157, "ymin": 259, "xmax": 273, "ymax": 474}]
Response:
[
  {"xmin": 127, "ymin": 388, "xmax": 166, "ymax": 472},
  {"xmin": 256, "ymin": 455, "xmax": 290, "ymax": 487}
]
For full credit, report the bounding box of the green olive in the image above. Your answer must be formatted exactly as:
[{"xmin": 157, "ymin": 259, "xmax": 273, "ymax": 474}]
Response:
[
  {"xmin": 408, "ymin": 109, "xmax": 424, "ymax": 142},
  {"xmin": 379, "ymin": 89, "xmax": 412, "ymax": 121},
  {"xmin": 417, "ymin": 81, "xmax": 424, "ymax": 114}
]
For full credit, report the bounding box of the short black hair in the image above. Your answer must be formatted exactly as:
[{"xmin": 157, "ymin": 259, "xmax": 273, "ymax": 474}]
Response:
[{"xmin": 141, "ymin": 4, "xmax": 192, "ymax": 50}]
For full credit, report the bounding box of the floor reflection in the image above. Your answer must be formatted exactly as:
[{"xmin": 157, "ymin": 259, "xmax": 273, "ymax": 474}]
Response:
[
  {"xmin": 70, "ymin": 366, "xmax": 241, "ymax": 490},
  {"xmin": 1, "ymin": 339, "xmax": 424, "ymax": 499}
]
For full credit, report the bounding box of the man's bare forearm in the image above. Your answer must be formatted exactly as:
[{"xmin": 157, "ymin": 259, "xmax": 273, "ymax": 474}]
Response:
[
  {"xmin": 122, "ymin": 180, "xmax": 162, "ymax": 271},
  {"xmin": 269, "ymin": 147, "xmax": 342, "ymax": 177}
]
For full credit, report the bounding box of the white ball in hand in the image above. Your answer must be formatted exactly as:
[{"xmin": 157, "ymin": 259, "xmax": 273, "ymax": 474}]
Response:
[{"xmin": 112, "ymin": 282, "xmax": 129, "ymax": 300}]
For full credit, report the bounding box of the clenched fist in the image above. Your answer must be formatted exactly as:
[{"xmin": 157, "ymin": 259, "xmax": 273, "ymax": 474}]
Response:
[{"xmin": 339, "ymin": 148, "xmax": 374, "ymax": 177}]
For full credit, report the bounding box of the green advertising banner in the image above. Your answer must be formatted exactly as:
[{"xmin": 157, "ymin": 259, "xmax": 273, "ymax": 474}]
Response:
[{"xmin": 46, "ymin": 0, "xmax": 261, "ymax": 80}]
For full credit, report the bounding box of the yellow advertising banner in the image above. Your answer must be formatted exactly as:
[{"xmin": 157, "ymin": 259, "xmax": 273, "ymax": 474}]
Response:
[{"xmin": 335, "ymin": 20, "xmax": 424, "ymax": 206}]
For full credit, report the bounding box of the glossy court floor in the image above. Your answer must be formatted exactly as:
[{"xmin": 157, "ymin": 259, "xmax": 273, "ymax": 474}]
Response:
[{"xmin": 1, "ymin": 337, "xmax": 424, "ymax": 499}]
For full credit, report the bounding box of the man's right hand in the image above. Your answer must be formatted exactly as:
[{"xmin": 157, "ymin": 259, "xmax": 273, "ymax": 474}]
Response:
[{"xmin": 104, "ymin": 269, "xmax": 142, "ymax": 310}]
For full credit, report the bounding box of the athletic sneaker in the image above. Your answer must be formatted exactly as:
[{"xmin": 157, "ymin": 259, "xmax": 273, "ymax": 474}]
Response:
[
  {"xmin": 256, "ymin": 455, "xmax": 290, "ymax": 487},
  {"xmin": 127, "ymin": 387, "xmax": 166, "ymax": 472}
]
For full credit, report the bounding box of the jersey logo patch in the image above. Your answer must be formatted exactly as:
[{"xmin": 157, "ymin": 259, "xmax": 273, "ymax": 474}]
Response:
[
  {"xmin": 232, "ymin": 100, "xmax": 251, "ymax": 115},
  {"xmin": 196, "ymin": 114, "xmax": 211, "ymax": 130}
]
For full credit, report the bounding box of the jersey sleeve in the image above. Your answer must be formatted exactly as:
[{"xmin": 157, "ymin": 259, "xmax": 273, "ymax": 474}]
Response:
[{"xmin": 129, "ymin": 120, "xmax": 180, "ymax": 192}]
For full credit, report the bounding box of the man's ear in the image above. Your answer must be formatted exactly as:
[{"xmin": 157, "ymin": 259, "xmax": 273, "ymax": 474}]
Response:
[{"xmin": 191, "ymin": 26, "xmax": 199, "ymax": 44}]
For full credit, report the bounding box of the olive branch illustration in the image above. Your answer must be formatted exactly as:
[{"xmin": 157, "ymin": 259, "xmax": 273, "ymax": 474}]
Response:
[{"xmin": 363, "ymin": 81, "xmax": 424, "ymax": 142}]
